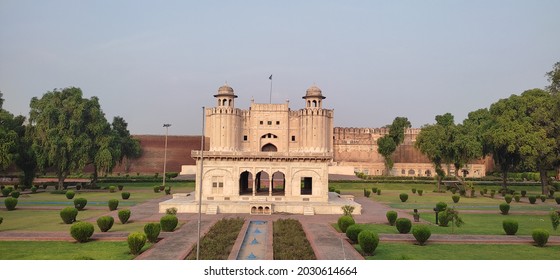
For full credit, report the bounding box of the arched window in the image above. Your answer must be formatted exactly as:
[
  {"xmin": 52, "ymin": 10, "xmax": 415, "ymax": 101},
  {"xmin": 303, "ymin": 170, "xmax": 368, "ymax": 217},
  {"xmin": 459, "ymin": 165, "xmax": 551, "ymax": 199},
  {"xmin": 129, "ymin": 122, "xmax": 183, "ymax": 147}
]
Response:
[
  {"xmin": 229, "ymin": 99, "xmax": 232, "ymax": 106},
  {"xmin": 261, "ymin": 143, "xmax": 277, "ymax": 152},
  {"xmin": 312, "ymin": 100, "xmax": 317, "ymax": 107},
  {"xmin": 223, "ymin": 98, "xmax": 227, "ymax": 106},
  {"xmin": 307, "ymin": 100, "xmax": 311, "ymax": 107}
]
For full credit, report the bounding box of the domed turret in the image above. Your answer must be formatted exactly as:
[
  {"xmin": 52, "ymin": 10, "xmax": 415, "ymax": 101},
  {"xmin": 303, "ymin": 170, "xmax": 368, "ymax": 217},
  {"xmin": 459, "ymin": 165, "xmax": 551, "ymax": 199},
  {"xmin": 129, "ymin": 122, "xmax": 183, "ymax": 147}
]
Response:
[
  {"xmin": 214, "ymin": 83, "xmax": 237, "ymax": 107},
  {"xmin": 302, "ymin": 84, "xmax": 325, "ymax": 108}
]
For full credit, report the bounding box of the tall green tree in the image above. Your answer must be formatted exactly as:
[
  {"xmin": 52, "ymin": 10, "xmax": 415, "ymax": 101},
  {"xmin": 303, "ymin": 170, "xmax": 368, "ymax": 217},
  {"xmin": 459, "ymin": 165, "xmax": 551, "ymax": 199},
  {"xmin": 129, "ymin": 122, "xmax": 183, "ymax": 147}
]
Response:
[
  {"xmin": 377, "ymin": 117, "xmax": 411, "ymax": 175},
  {"xmin": 111, "ymin": 116, "xmax": 142, "ymax": 173},
  {"xmin": 0, "ymin": 91, "xmax": 19, "ymax": 171},
  {"xmin": 29, "ymin": 87, "xmax": 93, "ymax": 189},
  {"xmin": 415, "ymin": 114, "xmax": 453, "ymax": 191},
  {"xmin": 84, "ymin": 96, "xmax": 114, "ymax": 187},
  {"xmin": 546, "ymin": 61, "xmax": 560, "ymax": 94}
]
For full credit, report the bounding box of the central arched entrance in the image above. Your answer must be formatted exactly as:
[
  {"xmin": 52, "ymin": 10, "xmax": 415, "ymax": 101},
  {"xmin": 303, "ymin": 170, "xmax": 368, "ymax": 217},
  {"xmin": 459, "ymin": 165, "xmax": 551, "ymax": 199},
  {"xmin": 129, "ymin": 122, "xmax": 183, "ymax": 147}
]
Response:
[
  {"xmin": 255, "ymin": 171, "xmax": 270, "ymax": 196},
  {"xmin": 271, "ymin": 171, "xmax": 285, "ymax": 196}
]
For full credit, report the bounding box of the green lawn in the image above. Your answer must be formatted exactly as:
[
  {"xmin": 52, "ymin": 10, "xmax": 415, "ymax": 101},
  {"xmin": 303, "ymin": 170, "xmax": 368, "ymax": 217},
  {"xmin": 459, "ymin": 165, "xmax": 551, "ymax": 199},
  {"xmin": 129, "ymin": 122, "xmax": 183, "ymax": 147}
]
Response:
[
  {"xmin": 1, "ymin": 181, "xmax": 195, "ymax": 208},
  {"xmin": 0, "ymin": 241, "xmax": 150, "ymax": 260},
  {"xmin": 356, "ymin": 243, "xmax": 560, "ymax": 260}
]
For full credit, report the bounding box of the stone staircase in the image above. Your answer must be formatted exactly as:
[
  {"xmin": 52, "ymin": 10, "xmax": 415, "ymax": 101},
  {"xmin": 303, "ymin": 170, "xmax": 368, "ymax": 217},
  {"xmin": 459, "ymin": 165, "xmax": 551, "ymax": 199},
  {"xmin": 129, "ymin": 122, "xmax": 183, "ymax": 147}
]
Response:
[
  {"xmin": 303, "ymin": 206, "xmax": 315, "ymax": 216},
  {"xmin": 205, "ymin": 204, "xmax": 218, "ymax": 215}
]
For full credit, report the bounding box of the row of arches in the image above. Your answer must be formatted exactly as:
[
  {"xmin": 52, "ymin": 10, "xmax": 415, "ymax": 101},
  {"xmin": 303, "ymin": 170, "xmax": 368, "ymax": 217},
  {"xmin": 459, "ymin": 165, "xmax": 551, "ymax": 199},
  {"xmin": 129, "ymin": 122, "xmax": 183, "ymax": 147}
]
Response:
[{"xmin": 239, "ymin": 171, "xmax": 285, "ymax": 196}]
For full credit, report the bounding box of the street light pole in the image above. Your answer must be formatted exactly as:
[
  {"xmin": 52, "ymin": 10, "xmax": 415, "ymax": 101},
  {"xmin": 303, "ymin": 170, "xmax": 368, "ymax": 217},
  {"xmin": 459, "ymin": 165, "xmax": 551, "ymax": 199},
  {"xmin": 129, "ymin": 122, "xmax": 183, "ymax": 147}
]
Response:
[{"xmin": 162, "ymin": 124, "xmax": 171, "ymax": 187}]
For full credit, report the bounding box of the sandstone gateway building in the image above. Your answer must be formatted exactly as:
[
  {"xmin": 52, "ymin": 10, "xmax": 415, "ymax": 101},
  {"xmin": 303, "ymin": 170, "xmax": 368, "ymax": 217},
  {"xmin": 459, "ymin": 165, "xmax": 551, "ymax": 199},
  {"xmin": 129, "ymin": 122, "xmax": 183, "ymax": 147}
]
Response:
[{"xmin": 160, "ymin": 84, "xmax": 362, "ymax": 215}]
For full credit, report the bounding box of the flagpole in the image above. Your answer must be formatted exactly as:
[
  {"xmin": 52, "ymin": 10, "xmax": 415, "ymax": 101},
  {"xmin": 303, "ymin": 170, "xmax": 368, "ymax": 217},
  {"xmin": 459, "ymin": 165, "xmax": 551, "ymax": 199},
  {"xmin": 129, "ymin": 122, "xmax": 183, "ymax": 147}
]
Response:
[{"xmin": 269, "ymin": 74, "xmax": 273, "ymax": 103}]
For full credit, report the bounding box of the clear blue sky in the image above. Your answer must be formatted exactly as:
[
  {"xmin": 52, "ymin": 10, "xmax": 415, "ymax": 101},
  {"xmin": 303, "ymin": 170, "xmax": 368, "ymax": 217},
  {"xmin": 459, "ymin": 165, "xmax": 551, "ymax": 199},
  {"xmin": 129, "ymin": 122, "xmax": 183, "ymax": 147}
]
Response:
[{"xmin": 1, "ymin": 0, "xmax": 559, "ymax": 135}]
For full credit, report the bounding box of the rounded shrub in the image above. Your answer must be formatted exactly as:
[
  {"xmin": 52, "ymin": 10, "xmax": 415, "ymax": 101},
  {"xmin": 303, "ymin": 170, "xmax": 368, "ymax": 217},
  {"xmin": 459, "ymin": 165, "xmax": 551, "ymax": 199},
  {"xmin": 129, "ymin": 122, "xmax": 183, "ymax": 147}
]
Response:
[
  {"xmin": 386, "ymin": 211, "xmax": 398, "ymax": 226},
  {"xmin": 358, "ymin": 230, "xmax": 379, "ymax": 255},
  {"xmin": 144, "ymin": 223, "xmax": 161, "ymax": 243},
  {"xmin": 70, "ymin": 222, "xmax": 94, "ymax": 243},
  {"xmin": 539, "ymin": 195, "xmax": 546, "ymax": 202},
  {"xmin": 31, "ymin": 186, "xmax": 38, "ymax": 193},
  {"xmin": 74, "ymin": 198, "xmax": 88, "ymax": 210},
  {"xmin": 4, "ymin": 197, "xmax": 18, "ymax": 211},
  {"xmin": 555, "ymin": 195, "xmax": 560, "ymax": 205},
  {"xmin": 451, "ymin": 188, "xmax": 457, "ymax": 194},
  {"xmin": 118, "ymin": 185, "xmax": 124, "ymax": 191},
  {"xmin": 452, "ymin": 195, "xmax": 460, "ymax": 203},
  {"xmin": 412, "ymin": 225, "xmax": 431, "ymax": 245},
  {"xmin": 521, "ymin": 190, "xmax": 527, "ymax": 197},
  {"xmin": 435, "ymin": 202, "xmax": 447, "ymax": 212},
  {"xmin": 395, "ymin": 218, "xmax": 412, "ymax": 234},
  {"xmin": 532, "ymin": 229, "xmax": 549, "ymax": 247},
  {"xmin": 121, "ymin": 192, "xmax": 131, "ymax": 200},
  {"xmin": 502, "ymin": 219, "xmax": 518, "ymax": 235},
  {"xmin": 514, "ymin": 194, "xmax": 521, "ymax": 202},
  {"xmin": 528, "ymin": 195, "xmax": 537, "ymax": 204},
  {"xmin": 109, "ymin": 186, "xmax": 116, "ymax": 193},
  {"xmin": 499, "ymin": 203, "xmax": 510, "ymax": 215},
  {"xmin": 418, "ymin": 189, "xmax": 423, "ymax": 196},
  {"xmin": 1, "ymin": 187, "xmax": 11, "ymax": 197},
  {"xmin": 399, "ymin": 193, "xmax": 409, "ymax": 202},
  {"xmin": 65, "ymin": 190, "xmax": 75, "ymax": 199},
  {"xmin": 345, "ymin": 224, "xmax": 364, "ymax": 243},
  {"xmin": 371, "ymin": 187, "xmax": 378, "ymax": 193},
  {"xmin": 504, "ymin": 194, "xmax": 513, "ymax": 204},
  {"xmin": 376, "ymin": 189, "xmax": 381, "ymax": 195},
  {"xmin": 337, "ymin": 215, "xmax": 355, "ymax": 233},
  {"xmin": 60, "ymin": 207, "xmax": 78, "ymax": 224},
  {"xmin": 10, "ymin": 191, "xmax": 20, "ymax": 198},
  {"xmin": 118, "ymin": 209, "xmax": 131, "ymax": 224},
  {"xmin": 160, "ymin": 214, "xmax": 179, "ymax": 232},
  {"xmin": 108, "ymin": 199, "xmax": 119, "ymax": 211},
  {"xmin": 96, "ymin": 216, "xmax": 114, "ymax": 232},
  {"xmin": 165, "ymin": 187, "xmax": 171, "ymax": 195},
  {"xmin": 153, "ymin": 186, "xmax": 160, "ymax": 193},
  {"xmin": 411, "ymin": 188, "xmax": 417, "ymax": 194},
  {"xmin": 0, "ymin": 217, "xmax": 3, "ymax": 225},
  {"xmin": 128, "ymin": 232, "xmax": 147, "ymax": 255}
]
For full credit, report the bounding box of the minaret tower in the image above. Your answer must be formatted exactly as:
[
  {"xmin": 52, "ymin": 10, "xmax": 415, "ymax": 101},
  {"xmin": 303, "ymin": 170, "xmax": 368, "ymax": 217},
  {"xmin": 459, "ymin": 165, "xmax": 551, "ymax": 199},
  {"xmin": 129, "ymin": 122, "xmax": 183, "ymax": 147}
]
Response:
[
  {"xmin": 207, "ymin": 84, "xmax": 241, "ymax": 151},
  {"xmin": 300, "ymin": 85, "xmax": 331, "ymax": 152}
]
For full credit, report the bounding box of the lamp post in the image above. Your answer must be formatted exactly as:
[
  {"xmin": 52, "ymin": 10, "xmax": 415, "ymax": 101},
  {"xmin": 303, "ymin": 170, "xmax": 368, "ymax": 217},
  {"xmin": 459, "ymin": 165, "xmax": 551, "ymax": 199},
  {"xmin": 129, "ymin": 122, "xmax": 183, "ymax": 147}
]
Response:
[{"xmin": 162, "ymin": 124, "xmax": 171, "ymax": 187}]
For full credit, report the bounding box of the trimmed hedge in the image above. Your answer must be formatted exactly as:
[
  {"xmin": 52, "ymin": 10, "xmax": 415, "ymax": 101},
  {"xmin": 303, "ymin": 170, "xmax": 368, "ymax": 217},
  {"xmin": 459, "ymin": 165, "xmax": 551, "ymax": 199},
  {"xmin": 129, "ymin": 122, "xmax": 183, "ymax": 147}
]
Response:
[
  {"xmin": 65, "ymin": 191, "xmax": 75, "ymax": 199},
  {"xmin": 31, "ymin": 186, "xmax": 38, "ymax": 193},
  {"xmin": 532, "ymin": 229, "xmax": 549, "ymax": 247},
  {"xmin": 399, "ymin": 193, "xmax": 409, "ymax": 202},
  {"xmin": 358, "ymin": 230, "xmax": 379, "ymax": 255},
  {"xmin": 502, "ymin": 219, "xmax": 518, "ymax": 235},
  {"xmin": 109, "ymin": 186, "xmax": 116, "ymax": 193},
  {"xmin": 395, "ymin": 218, "xmax": 412, "ymax": 234},
  {"xmin": 337, "ymin": 215, "xmax": 355, "ymax": 233},
  {"xmin": 540, "ymin": 195, "xmax": 546, "ymax": 202},
  {"xmin": 96, "ymin": 216, "xmax": 114, "ymax": 232},
  {"xmin": 521, "ymin": 190, "xmax": 527, "ymax": 197},
  {"xmin": 160, "ymin": 215, "xmax": 179, "ymax": 232},
  {"xmin": 144, "ymin": 223, "xmax": 161, "ymax": 243},
  {"xmin": 70, "ymin": 222, "xmax": 94, "ymax": 243},
  {"xmin": 345, "ymin": 224, "xmax": 364, "ymax": 243},
  {"xmin": 4, "ymin": 197, "xmax": 17, "ymax": 211},
  {"xmin": 555, "ymin": 195, "xmax": 560, "ymax": 205},
  {"xmin": 60, "ymin": 207, "xmax": 78, "ymax": 224},
  {"xmin": 452, "ymin": 195, "xmax": 460, "ymax": 203},
  {"xmin": 10, "ymin": 191, "xmax": 20, "ymax": 198},
  {"xmin": 504, "ymin": 194, "xmax": 513, "ymax": 204},
  {"xmin": 514, "ymin": 194, "xmax": 521, "ymax": 202},
  {"xmin": 108, "ymin": 199, "xmax": 119, "ymax": 211},
  {"xmin": 386, "ymin": 211, "xmax": 398, "ymax": 226},
  {"xmin": 122, "ymin": 192, "xmax": 131, "ymax": 200},
  {"xmin": 418, "ymin": 189, "xmax": 424, "ymax": 196},
  {"xmin": 412, "ymin": 225, "xmax": 431, "ymax": 245},
  {"xmin": 74, "ymin": 198, "xmax": 88, "ymax": 210},
  {"xmin": 528, "ymin": 196, "xmax": 537, "ymax": 204},
  {"xmin": 128, "ymin": 232, "xmax": 147, "ymax": 255},
  {"xmin": 118, "ymin": 209, "xmax": 131, "ymax": 224},
  {"xmin": 499, "ymin": 203, "xmax": 510, "ymax": 215}
]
